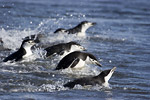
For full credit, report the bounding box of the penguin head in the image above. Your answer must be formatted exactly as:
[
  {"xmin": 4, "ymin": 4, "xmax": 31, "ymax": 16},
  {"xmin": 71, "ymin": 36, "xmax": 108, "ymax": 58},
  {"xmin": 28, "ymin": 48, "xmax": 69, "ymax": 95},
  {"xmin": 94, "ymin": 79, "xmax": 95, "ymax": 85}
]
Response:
[
  {"xmin": 23, "ymin": 34, "xmax": 44, "ymax": 43},
  {"xmin": 85, "ymin": 53, "xmax": 102, "ymax": 67},
  {"xmin": 99, "ymin": 67, "xmax": 116, "ymax": 83},
  {"xmin": 68, "ymin": 42, "xmax": 86, "ymax": 52},
  {"xmin": 79, "ymin": 21, "xmax": 96, "ymax": 32},
  {"xmin": 80, "ymin": 21, "xmax": 96, "ymax": 26},
  {"xmin": 21, "ymin": 39, "xmax": 36, "ymax": 49},
  {"xmin": 54, "ymin": 28, "xmax": 68, "ymax": 34}
]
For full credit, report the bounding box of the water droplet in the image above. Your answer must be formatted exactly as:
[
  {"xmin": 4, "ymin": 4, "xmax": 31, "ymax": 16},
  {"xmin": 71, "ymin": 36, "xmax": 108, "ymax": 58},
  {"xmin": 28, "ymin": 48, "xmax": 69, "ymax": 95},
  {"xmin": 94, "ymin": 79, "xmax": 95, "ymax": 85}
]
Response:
[
  {"xmin": 122, "ymin": 38, "xmax": 125, "ymax": 41},
  {"xmin": 52, "ymin": 74, "xmax": 55, "ymax": 77},
  {"xmin": 109, "ymin": 60, "xmax": 112, "ymax": 63},
  {"xmin": 123, "ymin": 87, "xmax": 127, "ymax": 90}
]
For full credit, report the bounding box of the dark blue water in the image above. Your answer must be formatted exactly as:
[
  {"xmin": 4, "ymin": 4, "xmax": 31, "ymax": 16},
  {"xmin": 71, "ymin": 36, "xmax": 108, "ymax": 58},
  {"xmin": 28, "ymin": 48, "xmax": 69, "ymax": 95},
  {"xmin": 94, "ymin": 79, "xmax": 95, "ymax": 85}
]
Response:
[{"xmin": 0, "ymin": 0, "xmax": 150, "ymax": 99}]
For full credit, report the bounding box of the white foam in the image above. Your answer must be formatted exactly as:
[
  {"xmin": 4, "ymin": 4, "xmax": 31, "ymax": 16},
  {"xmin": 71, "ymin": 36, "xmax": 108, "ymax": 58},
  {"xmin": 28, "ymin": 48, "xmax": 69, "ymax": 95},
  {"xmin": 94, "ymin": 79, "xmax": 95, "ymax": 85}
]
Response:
[
  {"xmin": 32, "ymin": 48, "xmax": 47, "ymax": 59},
  {"xmin": 0, "ymin": 28, "xmax": 39, "ymax": 50},
  {"xmin": 46, "ymin": 33, "xmax": 86, "ymax": 44},
  {"xmin": 39, "ymin": 81, "xmax": 67, "ymax": 92}
]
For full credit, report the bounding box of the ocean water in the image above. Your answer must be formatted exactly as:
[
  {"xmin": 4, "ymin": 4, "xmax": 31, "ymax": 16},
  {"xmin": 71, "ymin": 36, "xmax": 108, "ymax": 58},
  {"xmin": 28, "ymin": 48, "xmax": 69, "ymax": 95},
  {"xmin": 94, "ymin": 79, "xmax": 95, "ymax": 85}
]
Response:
[{"xmin": 0, "ymin": 0, "xmax": 150, "ymax": 100}]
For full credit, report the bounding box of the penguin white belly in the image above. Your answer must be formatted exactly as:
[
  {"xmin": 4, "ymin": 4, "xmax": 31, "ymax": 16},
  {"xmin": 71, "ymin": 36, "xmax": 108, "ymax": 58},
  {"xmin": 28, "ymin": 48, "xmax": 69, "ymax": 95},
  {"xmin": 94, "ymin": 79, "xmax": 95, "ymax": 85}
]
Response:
[
  {"xmin": 23, "ymin": 52, "xmax": 32, "ymax": 58},
  {"xmin": 22, "ymin": 48, "xmax": 33, "ymax": 58},
  {"xmin": 102, "ymin": 82, "xmax": 110, "ymax": 88},
  {"xmin": 77, "ymin": 32, "xmax": 86, "ymax": 37},
  {"xmin": 73, "ymin": 59, "xmax": 85, "ymax": 69}
]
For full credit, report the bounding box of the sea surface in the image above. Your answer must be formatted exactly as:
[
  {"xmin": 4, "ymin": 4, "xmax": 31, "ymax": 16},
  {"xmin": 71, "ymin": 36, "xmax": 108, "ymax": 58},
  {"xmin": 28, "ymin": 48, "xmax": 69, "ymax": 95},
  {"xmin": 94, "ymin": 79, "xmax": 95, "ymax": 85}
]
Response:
[{"xmin": 0, "ymin": 0, "xmax": 150, "ymax": 100}]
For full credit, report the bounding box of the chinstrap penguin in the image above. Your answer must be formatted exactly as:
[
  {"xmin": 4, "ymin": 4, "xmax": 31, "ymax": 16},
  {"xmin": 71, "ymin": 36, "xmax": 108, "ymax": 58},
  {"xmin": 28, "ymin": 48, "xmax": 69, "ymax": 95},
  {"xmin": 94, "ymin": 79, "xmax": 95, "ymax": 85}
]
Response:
[
  {"xmin": 54, "ymin": 21, "xmax": 96, "ymax": 36},
  {"xmin": 45, "ymin": 41, "xmax": 86, "ymax": 58},
  {"xmin": 64, "ymin": 67, "xmax": 116, "ymax": 88},
  {"xmin": 55, "ymin": 51, "xmax": 102, "ymax": 70},
  {"xmin": 3, "ymin": 39, "xmax": 36, "ymax": 62}
]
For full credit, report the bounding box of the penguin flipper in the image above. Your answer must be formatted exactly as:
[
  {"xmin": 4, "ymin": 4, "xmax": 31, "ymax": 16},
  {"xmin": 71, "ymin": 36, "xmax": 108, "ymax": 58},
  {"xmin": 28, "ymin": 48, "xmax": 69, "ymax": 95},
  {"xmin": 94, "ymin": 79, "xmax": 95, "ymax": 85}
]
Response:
[{"xmin": 68, "ymin": 58, "xmax": 80, "ymax": 68}]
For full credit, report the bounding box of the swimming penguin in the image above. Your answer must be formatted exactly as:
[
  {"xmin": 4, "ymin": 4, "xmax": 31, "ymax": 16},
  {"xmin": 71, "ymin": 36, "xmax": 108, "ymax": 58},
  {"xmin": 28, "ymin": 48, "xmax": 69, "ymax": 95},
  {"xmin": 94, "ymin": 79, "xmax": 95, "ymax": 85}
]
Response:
[
  {"xmin": 54, "ymin": 21, "xmax": 96, "ymax": 36},
  {"xmin": 64, "ymin": 67, "xmax": 116, "ymax": 88},
  {"xmin": 45, "ymin": 42, "xmax": 86, "ymax": 58},
  {"xmin": 23, "ymin": 34, "xmax": 45, "ymax": 43},
  {"xmin": 3, "ymin": 39, "xmax": 36, "ymax": 62},
  {"xmin": 55, "ymin": 51, "xmax": 102, "ymax": 70}
]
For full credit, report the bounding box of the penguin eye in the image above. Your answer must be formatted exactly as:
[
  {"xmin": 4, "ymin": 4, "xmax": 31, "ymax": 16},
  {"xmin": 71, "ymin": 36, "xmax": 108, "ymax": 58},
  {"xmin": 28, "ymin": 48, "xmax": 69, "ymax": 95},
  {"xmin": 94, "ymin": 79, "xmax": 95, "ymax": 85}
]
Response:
[
  {"xmin": 28, "ymin": 41, "xmax": 32, "ymax": 43},
  {"xmin": 81, "ymin": 47, "xmax": 84, "ymax": 50}
]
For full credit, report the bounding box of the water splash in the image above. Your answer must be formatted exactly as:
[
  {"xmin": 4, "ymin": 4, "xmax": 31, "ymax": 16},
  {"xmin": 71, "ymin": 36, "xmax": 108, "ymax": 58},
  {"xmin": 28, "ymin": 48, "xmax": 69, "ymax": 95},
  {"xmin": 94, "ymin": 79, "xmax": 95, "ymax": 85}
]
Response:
[
  {"xmin": 0, "ymin": 28, "xmax": 39, "ymax": 50},
  {"xmin": 39, "ymin": 81, "xmax": 67, "ymax": 92},
  {"xmin": 0, "ymin": 18, "xmax": 87, "ymax": 50}
]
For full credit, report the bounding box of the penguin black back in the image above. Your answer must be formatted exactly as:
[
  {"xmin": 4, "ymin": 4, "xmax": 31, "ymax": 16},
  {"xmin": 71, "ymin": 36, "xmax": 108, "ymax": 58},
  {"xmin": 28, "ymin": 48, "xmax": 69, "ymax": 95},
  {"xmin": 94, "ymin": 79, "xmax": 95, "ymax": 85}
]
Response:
[
  {"xmin": 67, "ymin": 21, "xmax": 89, "ymax": 34},
  {"xmin": 67, "ymin": 21, "xmax": 96, "ymax": 34},
  {"xmin": 44, "ymin": 43, "xmax": 70, "ymax": 57},
  {"xmin": 44, "ymin": 42, "xmax": 84, "ymax": 57}
]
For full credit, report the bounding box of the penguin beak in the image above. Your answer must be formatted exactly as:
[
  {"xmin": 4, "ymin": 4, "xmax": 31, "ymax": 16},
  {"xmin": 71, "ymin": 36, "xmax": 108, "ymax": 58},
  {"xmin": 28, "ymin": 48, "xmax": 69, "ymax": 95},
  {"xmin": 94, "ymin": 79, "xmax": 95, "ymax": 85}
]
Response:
[
  {"xmin": 91, "ymin": 22, "xmax": 96, "ymax": 26},
  {"xmin": 111, "ymin": 67, "xmax": 116, "ymax": 73},
  {"xmin": 30, "ymin": 40, "xmax": 36, "ymax": 45},
  {"xmin": 95, "ymin": 61, "xmax": 102, "ymax": 67}
]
